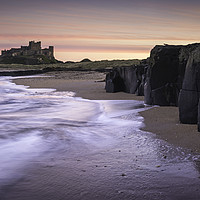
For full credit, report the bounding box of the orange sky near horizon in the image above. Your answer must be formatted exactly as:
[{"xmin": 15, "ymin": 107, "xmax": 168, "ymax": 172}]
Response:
[{"xmin": 0, "ymin": 0, "xmax": 200, "ymax": 61}]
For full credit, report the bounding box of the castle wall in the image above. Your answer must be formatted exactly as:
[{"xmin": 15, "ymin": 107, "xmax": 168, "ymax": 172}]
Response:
[
  {"xmin": 42, "ymin": 46, "xmax": 54, "ymax": 57},
  {"xmin": 1, "ymin": 41, "xmax": 54, "ymax": 58}
]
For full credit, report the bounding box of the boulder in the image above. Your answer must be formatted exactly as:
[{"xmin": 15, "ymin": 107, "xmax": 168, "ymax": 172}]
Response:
[{"xmin": 105, "ymin": 70, "xmax": 125, "ymax": 92}]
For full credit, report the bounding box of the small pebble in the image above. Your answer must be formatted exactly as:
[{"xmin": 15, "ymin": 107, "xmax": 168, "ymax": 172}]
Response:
[{"xmin": 121, "ymin": 173, "xmax": 126, "ymax": 177}]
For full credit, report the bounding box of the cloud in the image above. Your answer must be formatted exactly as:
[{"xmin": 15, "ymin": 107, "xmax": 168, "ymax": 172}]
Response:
[
  {"xmin": 54, "ymin": 44, "xmax": 152, "ymax": 53},
  {"xmin": 1, "ymin": 0, "xmax": 200, "ymax": 61}
]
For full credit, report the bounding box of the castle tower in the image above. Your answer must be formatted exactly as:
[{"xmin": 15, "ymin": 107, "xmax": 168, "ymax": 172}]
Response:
[
  {"xmin": 29, "ymin": 41, "xmax": 41, "ymax": 51},
  {"xmin": 1, "ymin": 50, "xmax": 6, "ymax": 56},
  {"xmin": 49, "ymin": 46, "xmax": 54, "ymax": 57}
]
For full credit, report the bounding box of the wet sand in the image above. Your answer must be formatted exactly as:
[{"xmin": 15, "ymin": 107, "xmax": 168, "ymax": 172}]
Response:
[
  {"xmin": 140, "ymin": 107, "xmax": 200, "ymax": 154},
  {"xmin": 7, "ymin": 70, "xmax": 200, "ymax": 200},
  {"xmin": 13, "ymin": 70, "xmax": 200, "ymax": 153}
]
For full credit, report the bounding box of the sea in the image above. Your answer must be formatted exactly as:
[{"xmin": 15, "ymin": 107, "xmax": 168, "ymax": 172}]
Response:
[{"xmin": 1, "ymin": 75, "xmax": 200, "ymax": 199}]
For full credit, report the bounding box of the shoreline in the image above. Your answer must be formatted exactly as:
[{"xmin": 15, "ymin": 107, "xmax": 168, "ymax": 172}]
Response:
[
  {"xmin": 2, "ymin": 71, "xmax": 200, "ymax": 199},
  {"xmin": 12, "ymin": 71, "xmax": 144, "ymax": 101},
  {"xmin": 12, "ymin": 71, "xmax": 200, "ymax": 153}
]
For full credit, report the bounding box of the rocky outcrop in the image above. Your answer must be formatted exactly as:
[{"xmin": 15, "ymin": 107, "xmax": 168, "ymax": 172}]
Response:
[
  {"xmin": 105, "ymin": 65, "xmax": 146, "ymax": 96},
  {"xmin": 105, "ymin": 45, "xmax": 186, "ymax": 104},
  {"xmin": 105, "ymin": 43, "xmax": 200, "ymax": 131},
  {"xmin": 105, "ymin": 69, "xmax": 125, "ymax": 92},
  {"xmin": 106, "ymin": 44, "xmax": 200, "ymax": 105},
  {"xmin": 144, "ymin": 45, "xmax": 184, "ymax": 106},
  {"xmin": 178, "ymin": 44, "xmax": 200, "ymax": 125}
]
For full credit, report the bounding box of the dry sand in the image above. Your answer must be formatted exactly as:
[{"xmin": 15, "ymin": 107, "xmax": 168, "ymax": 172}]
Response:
[
  {"xmin": 13, "ymin": 70, "xmax": 200, "ymax": 153},
  {"xmin": 13, "ymin": 71, "xmax": 144, "ymax": 101}
]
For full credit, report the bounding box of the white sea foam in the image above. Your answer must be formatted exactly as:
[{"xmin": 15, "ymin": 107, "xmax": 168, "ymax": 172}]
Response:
[
  {"xmin": 0, "ymin": 76, "xmax": 148, "ymax": 181},
  {"xmin": 0, "ymin": 75, "xmax": 200, "ymax": 190}
]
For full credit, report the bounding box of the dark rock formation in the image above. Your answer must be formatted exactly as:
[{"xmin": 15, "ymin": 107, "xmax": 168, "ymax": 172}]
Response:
[
  {"xmin": 144, "ymin": 45, "xmax": 184, "ymax": 106},
  {"xmin": 105, "ymin": 69, "xmax": 125, "ymax": 92},
  {"xmin": 178, "ymin": 44, "xmax": 200, "ymax": 124},
  {"xmin": 105, "ymin": 65, "xmax": 145, "ymax": 95},
  {"xmin": 105, "ymin": 44, "xmax": 187, "ymax": 105},
  {"xmin": 105, "ymin": 43, "xmax": 200, "ymax": 131},
  {"xmin": 145, "ymin": 43, "xmax": 200, "ymax": 109},
  {"xmin": 105, "ymin": 45, "xmax": 188, "ymax": 105}
]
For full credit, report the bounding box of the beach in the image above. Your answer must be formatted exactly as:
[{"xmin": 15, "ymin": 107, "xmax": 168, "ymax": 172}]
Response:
[
  {"xmin": 0, "ymin": 71, "xmax": 199, "ymax": 200},
  {"xmin": 13, "ymin": 71, "xmax": 200, "ymax": 153},
  {"xmin": 13, "ymin": 71, "xmax": 144, "ymax": 101}
]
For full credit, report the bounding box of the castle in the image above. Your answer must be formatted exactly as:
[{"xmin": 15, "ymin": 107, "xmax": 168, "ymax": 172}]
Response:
[{"xmin": 1, "ymin": 41, "xmax": 54, "ymax": 58}]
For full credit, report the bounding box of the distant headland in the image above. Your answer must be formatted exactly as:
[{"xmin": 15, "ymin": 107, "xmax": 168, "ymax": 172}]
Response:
[{"xmin": 0, "ymin": 41, "xmax": 58, "ymax": 65}]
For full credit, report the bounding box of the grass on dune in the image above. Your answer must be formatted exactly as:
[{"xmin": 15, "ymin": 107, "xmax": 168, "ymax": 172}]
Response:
[{"xmin": 0, "ymin": 59, "xmax": 141, "ymax": 71}]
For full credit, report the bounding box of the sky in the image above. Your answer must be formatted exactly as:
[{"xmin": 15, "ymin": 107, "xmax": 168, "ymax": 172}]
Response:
[{"xmin": 0, "ymin": 0, "xmax": 200, "ymax": 61}]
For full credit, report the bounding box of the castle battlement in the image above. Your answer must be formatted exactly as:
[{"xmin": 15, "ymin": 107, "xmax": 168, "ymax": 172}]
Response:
[{"xmin": 1, "ymin": 41, "xmax": 54, "ymax": 58}]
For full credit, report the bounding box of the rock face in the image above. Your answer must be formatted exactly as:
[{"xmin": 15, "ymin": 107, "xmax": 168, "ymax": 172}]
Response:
[
  {"xmin": 105, "ymin": 45, "xmax": 186, "ymax": 105},
  {"xmin": 105, "ymin": 43, "xmax": 200, "ymax": 131},
  {"xmin": 105, "ymin": 65, "xmax": 145, "ymax": 96},
  {"xmin": 178, "ymin": 44, "xmax": 200, "ymax": 125},
  {"xmin": 144, "ymin": 45, "xmax": 184, "ymax": 106},
  {"xmin": 105, "ymin": 69, "xmax": 125, "ymax": 93}
]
